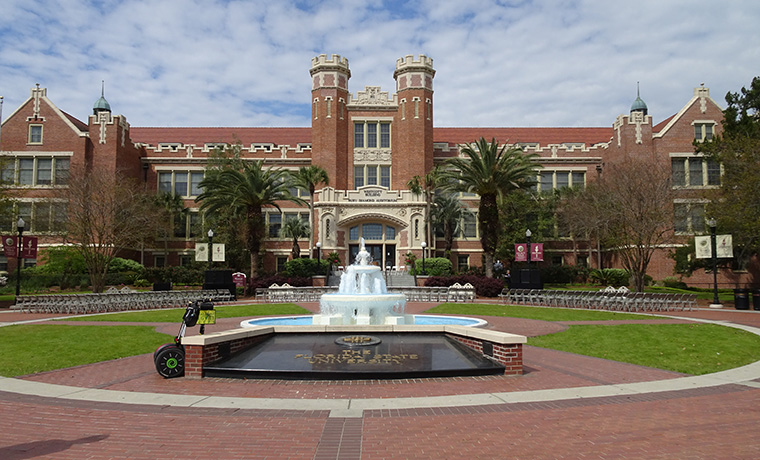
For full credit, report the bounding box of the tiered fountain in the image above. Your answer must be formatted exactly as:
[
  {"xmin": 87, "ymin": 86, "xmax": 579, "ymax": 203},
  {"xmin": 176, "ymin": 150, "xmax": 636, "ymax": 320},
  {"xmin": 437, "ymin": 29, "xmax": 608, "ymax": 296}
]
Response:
[{"xmin": 313, "ymin": 239, "xmax": 409, "ymax": 325}]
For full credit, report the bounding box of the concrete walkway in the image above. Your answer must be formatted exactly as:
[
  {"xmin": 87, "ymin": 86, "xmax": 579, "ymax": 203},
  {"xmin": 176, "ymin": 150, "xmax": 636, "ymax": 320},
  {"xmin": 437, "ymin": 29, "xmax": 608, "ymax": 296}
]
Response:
[{"xmin": 2, "ymin": 304, "xmax": 760, "ymax": 459}]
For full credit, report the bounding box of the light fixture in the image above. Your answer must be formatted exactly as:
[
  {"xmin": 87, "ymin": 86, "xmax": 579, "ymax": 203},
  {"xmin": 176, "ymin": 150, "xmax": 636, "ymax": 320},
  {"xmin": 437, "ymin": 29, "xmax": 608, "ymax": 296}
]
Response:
[{"xmin": 207, "ymin": 229, "xmax": 214, "ymax": 238}]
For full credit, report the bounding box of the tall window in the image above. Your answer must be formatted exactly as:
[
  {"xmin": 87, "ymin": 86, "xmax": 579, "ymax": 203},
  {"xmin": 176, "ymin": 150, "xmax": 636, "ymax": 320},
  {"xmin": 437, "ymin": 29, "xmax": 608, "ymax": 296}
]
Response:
[
  {"xmin": 266, "ymin": 211, "xmax": 308, "ymax": 238},
  {"xmin": 353, "ymin": 121, "xmax": 391, "ymax": 149},
  {"xmin": 348, "ymin": 223, "xmax": 396, "ymax": 241},
  {"xmin": 674, "ymin": 202, "xmax": 706, "ymax": 234},
  {"xmin": 461, "ymin": 213, "xmax": 477, "ymax": 238},
  {"xmin": 28, "ymin": 125, "xmax": 43, "ymax": 144},
  {"xmin": 3, "ymin": 201, "xmax": 66, "ymax": 233}
]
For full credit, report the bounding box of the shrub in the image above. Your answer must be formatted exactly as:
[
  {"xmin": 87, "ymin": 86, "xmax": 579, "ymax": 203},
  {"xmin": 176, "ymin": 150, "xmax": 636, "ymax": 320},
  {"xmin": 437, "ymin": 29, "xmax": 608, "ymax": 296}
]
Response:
[
  {"xmin": 108, "ymin": 258, "xmax": 145, "ymax": 274},
  {"xmin": 284, "ymin": 258, "xmax": 330, "ymax": 278},
  {"xmin": 413, "ymin": 257, "xmax": 452, "ymax": 276},
  {"xmin": 589, "ymin": 268, "xmax": 630, "ymax": 287},
  {"xmin": 662, "ymin": 276, "xmax": 689, "ymax": 289},
  {"xmin": 133, "ymin": 279, "xmax": 151, "ymax": 288}
]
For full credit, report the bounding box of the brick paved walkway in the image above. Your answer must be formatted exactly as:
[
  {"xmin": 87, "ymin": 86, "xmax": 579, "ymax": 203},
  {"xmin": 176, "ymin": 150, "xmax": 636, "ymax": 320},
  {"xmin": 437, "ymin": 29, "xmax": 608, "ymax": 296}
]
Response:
[{"xmin": 2, "ymin": 304, "xmax": 760, "ymax": 459}]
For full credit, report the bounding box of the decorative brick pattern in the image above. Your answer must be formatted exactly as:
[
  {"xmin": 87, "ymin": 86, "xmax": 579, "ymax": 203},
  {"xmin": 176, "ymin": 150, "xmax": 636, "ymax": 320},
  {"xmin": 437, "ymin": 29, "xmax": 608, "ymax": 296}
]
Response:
[{"xmin": 447, "ymin": 333, "xmax": 524, "ymax": 375}]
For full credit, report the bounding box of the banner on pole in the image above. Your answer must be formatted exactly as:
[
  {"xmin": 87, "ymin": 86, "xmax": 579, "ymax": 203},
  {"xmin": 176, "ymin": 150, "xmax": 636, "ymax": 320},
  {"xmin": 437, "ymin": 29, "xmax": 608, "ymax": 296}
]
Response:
[
  {"xmin": 195, "ymin": 243, "xmax": 226, "ymax": 262},
  {"xmin": 530, "ymin": 243, "xmax": 544, "ymax": 262},
  {"xmin": 2, "ymin": 236, "xmax": 17, "ymax": 258},
  {"xmin": 695, "ymin": 235, "xmax": 733, "ymax": 259},
  {"xmin": 514, "ymin": 243, "xmax": 527, "ymax": 262},
  {"xmin": 21, "ymin": 236, "xmax": 38, "ymax": 258}
]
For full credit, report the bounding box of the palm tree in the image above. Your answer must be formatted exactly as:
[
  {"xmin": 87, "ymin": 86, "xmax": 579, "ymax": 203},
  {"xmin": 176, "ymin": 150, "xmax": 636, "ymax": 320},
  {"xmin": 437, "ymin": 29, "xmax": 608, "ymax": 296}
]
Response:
[
  {"xmin": 196, "ymin": 161, "xmax": 305, "ymax": 279},
  {"xmin": 431, "ymin": 193, "xmax": 466, "ymax": 257},
  {"xmin": 155, "ymin": 192, "xmax": 187, "ymax": 266},
  {"xmin": 292, "ymin": 165, "xmax": 329, "ymax": 254},
  {"xmin": 441, "ymin": 137, "xmax": 539, "ymax": 277},
  {"xmin": 281, "ymin": 216, "xmax": 310, "ymax": 260},
  {"xmin": 407, "ymin": 166, "xmax": 441, "ymax": 249}
]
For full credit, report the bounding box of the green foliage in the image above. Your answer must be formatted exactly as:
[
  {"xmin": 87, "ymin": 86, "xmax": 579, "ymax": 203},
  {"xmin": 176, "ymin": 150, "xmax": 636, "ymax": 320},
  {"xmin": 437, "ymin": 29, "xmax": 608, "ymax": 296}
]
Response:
[
  {"xmin": 498, "ymin": 190, "xmax": 560, "ymax": 264},
  {"xmin": 589, "ymin": 268, "xmax": 630, "ymax": 287},
  {"xmin": 325, "ymin": 252, "xmax": 341, "ymax": 266},
  {"xmin": 424, "ymin": 275, "xmax": 504, "ymax": 297},
  {"xmin": 107, "ymin": 258, "xmax": 145, "ymax": 273},
  {"xmin": 63, "ymin": 303, "xmax": 311, "ymax": 322},
  {"xmin": 283, "ymin": 258, "xmax": 329, "ymax": 278},
  {"xmin": 426, "ymin": 303, "xmax": 656, "ymax": 321},
  {"xmin": 662, "ymin": 276, "xmax": 689, "ymax": 290},
  {"xmin": 404, "ymin": 252, "xmax": 417, "ymax": 266},
  {"xmin": 413, "ymin": 257, "xmax": 452, "ymax": 276},
  {"xmin": 144, "ymin": 265, "xmax": 205, "ymax": 284},
  {"xmin": 30, "ymin": 247, "xmax": 88, "ymax": 274}
]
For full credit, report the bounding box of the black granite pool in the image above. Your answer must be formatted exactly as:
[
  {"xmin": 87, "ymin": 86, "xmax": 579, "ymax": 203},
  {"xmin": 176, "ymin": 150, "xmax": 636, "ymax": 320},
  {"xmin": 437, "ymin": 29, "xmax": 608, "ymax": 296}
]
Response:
[{"xmin": 204, "ymin": 332, "xmax": 505, "ymax": 380}]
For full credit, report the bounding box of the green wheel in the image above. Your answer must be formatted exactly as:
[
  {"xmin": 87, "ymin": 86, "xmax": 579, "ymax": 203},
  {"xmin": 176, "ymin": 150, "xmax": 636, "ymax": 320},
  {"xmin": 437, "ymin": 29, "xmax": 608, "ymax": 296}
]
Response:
[{"xmin": 154, "ymin": 344, "xmax": 185, "ymax": 379}]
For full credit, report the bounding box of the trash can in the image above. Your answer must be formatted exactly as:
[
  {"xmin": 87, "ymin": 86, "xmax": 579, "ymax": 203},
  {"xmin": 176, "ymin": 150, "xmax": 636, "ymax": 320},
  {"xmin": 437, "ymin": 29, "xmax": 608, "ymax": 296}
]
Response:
[
  {"xmin": 734, "ymin": 288, "xmax": 750, "ymax": 310},
  {"xmin": 752, "ymin": 289, "xmax": 760, "ymax": 311}
]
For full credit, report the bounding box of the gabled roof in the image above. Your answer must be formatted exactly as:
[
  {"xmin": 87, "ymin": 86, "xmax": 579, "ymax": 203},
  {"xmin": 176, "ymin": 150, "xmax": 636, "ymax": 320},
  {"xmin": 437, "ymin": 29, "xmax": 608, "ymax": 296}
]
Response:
[
  {"xmin": 129, "ymin": 127, "xmax": 312, "ymax": 146},
  {"xmin": 433, "ymin": 127, "xmax": 613, "ymax": 146},
  {"xmin": 62, "ymin": 110, "xmax": 89, "ymax": 132}
]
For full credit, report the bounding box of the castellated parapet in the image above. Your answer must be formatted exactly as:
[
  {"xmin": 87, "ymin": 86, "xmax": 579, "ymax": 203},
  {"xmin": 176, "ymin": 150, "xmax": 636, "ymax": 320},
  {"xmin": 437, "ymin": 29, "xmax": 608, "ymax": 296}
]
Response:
[
  {"xmin": 310, "ymin": 54, "xmax": 351, "ymax": 76},
  {"xmin": 394, "ymin": 54, "xmax": 435, "ymax": 91}
]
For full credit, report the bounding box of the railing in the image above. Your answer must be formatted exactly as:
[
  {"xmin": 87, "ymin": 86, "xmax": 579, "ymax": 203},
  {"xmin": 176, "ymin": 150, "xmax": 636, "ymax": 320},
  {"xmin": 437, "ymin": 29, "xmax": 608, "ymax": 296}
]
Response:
[
  {"xmin": 12, "ymin": 289, "xmax": 234, "ymax": 314},
  {"xmin": 499, "ymin": 289, "xmax": 696, "ymax": 311},
  {"xmin": 254, "ymin": 283, "xmax": 477, "ymax": 303}
]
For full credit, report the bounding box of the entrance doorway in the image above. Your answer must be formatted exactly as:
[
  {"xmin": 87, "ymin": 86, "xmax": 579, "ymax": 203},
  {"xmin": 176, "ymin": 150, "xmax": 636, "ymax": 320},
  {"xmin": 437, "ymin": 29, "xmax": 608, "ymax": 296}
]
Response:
[{"xmin": 348, "ymin": 244, "xmax": 396, "ymax": 269}]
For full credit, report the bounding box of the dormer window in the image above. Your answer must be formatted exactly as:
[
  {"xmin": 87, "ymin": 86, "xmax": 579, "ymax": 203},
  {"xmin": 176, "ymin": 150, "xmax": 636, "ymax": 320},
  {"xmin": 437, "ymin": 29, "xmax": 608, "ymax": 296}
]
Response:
[{"xmin": 28, "ymin": 125, "xmax": 43, "ymax": 144}]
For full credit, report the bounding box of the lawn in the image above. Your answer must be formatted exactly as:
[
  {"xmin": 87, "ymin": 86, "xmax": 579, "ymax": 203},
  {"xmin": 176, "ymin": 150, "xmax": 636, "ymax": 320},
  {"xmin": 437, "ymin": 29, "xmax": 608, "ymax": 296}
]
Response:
[
  {"xmin": 60, "ymin": 303, "xmax": 311, "ymax": 322},
  {"xmin": 425, "ymin": 303, "xmax": 659, "ymax": 321}
]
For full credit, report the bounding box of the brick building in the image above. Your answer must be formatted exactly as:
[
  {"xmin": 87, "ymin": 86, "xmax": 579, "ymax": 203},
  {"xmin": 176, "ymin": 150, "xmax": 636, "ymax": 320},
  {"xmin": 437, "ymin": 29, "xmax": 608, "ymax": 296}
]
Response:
[{"xmin": 0, "ymin": 54, "xmax": 749, "ymax": 287}]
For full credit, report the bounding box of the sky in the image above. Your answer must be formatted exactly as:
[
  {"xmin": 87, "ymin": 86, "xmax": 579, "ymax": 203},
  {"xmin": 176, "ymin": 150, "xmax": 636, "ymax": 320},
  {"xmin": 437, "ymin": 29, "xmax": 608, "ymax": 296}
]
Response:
[{"xmin": 1, "ymin": 0, "xmax": 758, "ymax": 129}]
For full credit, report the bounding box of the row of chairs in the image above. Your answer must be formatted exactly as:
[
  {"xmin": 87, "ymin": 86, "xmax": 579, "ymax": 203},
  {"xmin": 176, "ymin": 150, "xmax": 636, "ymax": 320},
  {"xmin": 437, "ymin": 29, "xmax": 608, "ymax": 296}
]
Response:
[
  {"xmin": 12, "ymin": 289, "xmax": 234, "ymax": 314},
  {"xmin": 500, "ymin": 289, "xmax": 696, "ymax": 311},
  {"xmin": 254, "ymin": 284, "xmax": 476, "ymax": 303}
]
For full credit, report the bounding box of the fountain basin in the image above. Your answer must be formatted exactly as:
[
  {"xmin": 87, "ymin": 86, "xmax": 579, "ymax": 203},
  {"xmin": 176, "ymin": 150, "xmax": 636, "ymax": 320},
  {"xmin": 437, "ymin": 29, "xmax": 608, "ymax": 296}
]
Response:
[
  {"xmin": 240, "ymin": 314, "xmax": 487, "ymax": 328},
  {"xmin": 317, "ymin": 293, "xmax": 407, "ymax": 325}
]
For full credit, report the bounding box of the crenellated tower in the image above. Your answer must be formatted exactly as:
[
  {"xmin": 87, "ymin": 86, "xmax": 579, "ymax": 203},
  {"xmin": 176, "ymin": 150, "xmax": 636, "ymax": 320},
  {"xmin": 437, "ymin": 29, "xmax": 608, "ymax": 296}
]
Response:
[
  {"xmin": 310, "ymin": 54, "xmax": 351, "ymax": 190},
  {"xmin": 393, "ymin": 55, "xmax": 435, "ymax": 183}
]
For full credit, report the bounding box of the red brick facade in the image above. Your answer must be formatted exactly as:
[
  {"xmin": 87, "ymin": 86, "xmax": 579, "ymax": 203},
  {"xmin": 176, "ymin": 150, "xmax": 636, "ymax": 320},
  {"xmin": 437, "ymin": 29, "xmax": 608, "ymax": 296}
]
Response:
[{"xmin": 1, "ymin": 57, "xmax": 749, "ymax": 288}]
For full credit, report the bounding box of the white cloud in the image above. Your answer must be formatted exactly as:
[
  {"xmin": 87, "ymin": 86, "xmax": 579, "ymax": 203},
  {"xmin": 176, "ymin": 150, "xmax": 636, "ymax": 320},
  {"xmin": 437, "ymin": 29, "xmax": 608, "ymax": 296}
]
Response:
[{"xmin": 0, "ymin": 0, "xmax": 758, "ymax": 129}]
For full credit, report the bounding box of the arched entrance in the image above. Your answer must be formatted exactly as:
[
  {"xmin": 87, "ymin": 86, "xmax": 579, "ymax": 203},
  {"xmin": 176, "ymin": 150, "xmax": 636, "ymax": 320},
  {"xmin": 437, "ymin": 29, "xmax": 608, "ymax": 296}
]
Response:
[{"xmin": 347, "ymin": 222, "xmax": 398, "ymax": 269}]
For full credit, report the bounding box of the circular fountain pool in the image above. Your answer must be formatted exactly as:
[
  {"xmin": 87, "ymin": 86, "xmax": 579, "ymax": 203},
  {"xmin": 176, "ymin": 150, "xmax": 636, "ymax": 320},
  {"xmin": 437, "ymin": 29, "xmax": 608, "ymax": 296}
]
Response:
[{"xmin": 240, "ymin": 314, "xmax": 487, "ymax": 328}]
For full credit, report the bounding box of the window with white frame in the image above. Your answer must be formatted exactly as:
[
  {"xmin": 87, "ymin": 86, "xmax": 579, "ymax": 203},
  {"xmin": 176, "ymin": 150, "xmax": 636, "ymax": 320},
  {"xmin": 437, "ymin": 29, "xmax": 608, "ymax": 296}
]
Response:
[
  {"xmin": 28, "ymin": 125, "xmax": 43, "ymax": 144},
  {"xmin": 266, "ymin": 211, "xmax": 308, "ymax": 238},
  {"xmin": 348, "ymin": 223, "xmax": 396, "ymax": 242},
  {"xmin": 4, "ymin": 201, "xmax": 66, "ymax": 233},
  {"xmin": 460, "ymin": 212, "xmax": 477, "ymax": 238},
  {"xmin": 536, "ymin": 171, "xmax": 585, "ymax": 192},
  {"xmin": 674, "ymin": 202, "xmax": 706, "ymax": 234},
  {"xmin": 354, "ymin": 165, "xmax": 391, "ymax": 189},
  {"xmin": 693, "ymin": 122, "xmax": 715, "ymax": 142},
  {"xmin": 173, "ymin": 211, "xmax": 200, "ymax": 239},
  {"xmin": 157, "ymin": 171, "xmax": 205, "ymax": 197},
  {"xmin": 671, "ymin": 157, "xmax": 721, "ymax": 187},
  {"xmin": 353, "ymin": 121, "xmax": 391, "ymax": 149},
  {"xmin": 2, "ymin": 156, "xmax": 70, "ymax": 186}
]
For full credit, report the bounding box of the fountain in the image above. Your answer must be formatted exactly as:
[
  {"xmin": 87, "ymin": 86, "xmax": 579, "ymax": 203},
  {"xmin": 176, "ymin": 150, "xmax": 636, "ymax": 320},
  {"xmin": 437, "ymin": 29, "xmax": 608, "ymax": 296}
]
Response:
[{"xmin": 313, "ymin": 239, "xmax": 409, "ymax": 325}]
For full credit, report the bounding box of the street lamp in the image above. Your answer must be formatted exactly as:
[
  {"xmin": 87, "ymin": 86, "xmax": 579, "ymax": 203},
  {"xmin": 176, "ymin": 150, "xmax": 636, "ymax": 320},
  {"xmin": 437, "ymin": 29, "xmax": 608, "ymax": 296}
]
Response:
[
  {"xmin": 15, "ymin": 217, "xmax": 24, "ymax": 297},
  {"xmin": 421, "ymin": 241, "xmax": 427, "ymax": 275},
  {"xmin": 707, "ymin": 218, "xmax": 722, "ymax": 308},
  {"xmin": 525, "ymin": 229, "xmax": 532, "ymax": 267},
  {"xmin": 316, "ymin": 242, "xmax": 322, "ymax": 275},
  {"xmin": 207, "ymin": 229, "xmax": 214, "ymax": 269}
]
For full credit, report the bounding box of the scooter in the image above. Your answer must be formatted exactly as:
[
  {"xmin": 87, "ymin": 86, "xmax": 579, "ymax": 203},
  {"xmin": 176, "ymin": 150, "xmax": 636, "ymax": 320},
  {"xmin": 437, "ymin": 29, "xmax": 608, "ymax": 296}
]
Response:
[{"xmin": 154, "ymin": 299, "xmax": 214, "ymax": 378}]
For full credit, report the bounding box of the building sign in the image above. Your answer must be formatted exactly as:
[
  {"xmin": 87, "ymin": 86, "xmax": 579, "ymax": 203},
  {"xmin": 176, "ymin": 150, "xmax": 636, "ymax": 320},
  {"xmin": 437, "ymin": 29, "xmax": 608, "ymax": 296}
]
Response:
[
  {"xmin": 514, "ymin": 243, "xmax": 527, "ymax": 262},
  {"xmin": 195, "ymin": 243, "xmax": 226, "ymax": 262},
  {"xmin": 346, "ymin": 188, "xmax": 400, "ymax": 203},
  {"xmin": 695, "ymin": 235, "xmax": 734, "ymax": 259},
  {"xmin": 232, "ymin": 272, "xmax": 247, "ymax": 287},
  {"xmin": 531, "ymin": 243, "xmax": 544, "ymax": 262}
]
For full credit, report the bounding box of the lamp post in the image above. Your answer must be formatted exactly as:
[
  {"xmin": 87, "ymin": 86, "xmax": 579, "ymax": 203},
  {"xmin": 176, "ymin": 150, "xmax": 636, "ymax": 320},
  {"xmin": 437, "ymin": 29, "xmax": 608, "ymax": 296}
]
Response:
[
  {"xmin": 707, "ymin": 218, "xmax": 722, "ymax": 308},
  {"xmin": 421, "ymin": 241, "xmax": 427, "ymax": 275},
  {"xmin": 207, "ymin": 229, "xmax": 214, "ymax": 270},
  {"xmin": 15, "ymin": 217, "xmax": 24, "ymax": 297},
  {"xmin": 525, "ymin": 229, "xmax": 532, "ymax": 267},
  {"xmin": 316, "ymin": 242, "xmax": 322, "ymax": 275}
]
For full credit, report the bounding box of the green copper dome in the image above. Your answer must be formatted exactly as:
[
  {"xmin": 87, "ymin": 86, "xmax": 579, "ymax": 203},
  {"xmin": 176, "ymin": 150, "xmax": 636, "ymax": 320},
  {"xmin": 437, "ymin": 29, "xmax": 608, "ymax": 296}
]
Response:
[
  {"xmin": 93, "ymin": 81, "xmax": 111, "ymax": 114},
  {"xmin": 630, "ymin": 83, "xmax": 647, "ymax": 114}
]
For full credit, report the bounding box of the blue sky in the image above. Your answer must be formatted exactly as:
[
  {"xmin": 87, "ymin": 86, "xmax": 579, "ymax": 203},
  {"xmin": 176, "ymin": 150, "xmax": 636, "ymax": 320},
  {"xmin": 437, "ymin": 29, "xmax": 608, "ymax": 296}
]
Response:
[{"xmin": 1, "ymin": 0, "xmax": 758, "ymax": 128}]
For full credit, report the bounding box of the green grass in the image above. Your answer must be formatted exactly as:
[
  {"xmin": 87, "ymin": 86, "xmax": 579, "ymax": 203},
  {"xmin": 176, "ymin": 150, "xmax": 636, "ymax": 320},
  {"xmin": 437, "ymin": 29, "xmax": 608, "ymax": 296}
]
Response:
[
  {"xmin": 425, "ymin": 303, "xmax": 658, "ymax": 321},
  {"xmin": 0, "ymin": 324, "xmax": 172, "ymax": 377},
  {"xmin": 529, "ymin": 323, "xmax": 760, "ymax": 375},
  {"xmin": 60, "ymin": 303, "xmax": 311, "ymax": 322}
]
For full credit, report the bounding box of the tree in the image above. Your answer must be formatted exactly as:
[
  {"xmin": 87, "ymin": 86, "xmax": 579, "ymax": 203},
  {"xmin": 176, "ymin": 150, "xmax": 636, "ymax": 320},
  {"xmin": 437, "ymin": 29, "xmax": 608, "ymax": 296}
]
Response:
[
  {"xmin": 430, "ymin": 193, "xmax": 465, "ymax": 257},
  {"xmin": 155, "ymin": 192, "xmax": 187, "ymax": 266},
  {"xmin": 572, "ymin": 157, "xmax": 674, "ymax": 291},
  {"xmin": 281, "ymin": 216, "xmax": 309, "ymax": 260},
  {"xmin": 407, "ymin": 166, "xmax": 441, "ymax": 249},
  {"xmin": 196, "ymin": 161, "xmax": 305, "ymax": 279},
  {"xmin": 64, "ymin": 170, "xmax": 159, "ymax": 292},
  {"xmin": 698, "ymin": 76, "xmax": 760, "ymax": 260},
  {"xmin": 292, "ymin": 165, "xmax": 329, "ymax": 254},
  {"xmin": 440, "ymin": 137, "xmax": 539, "ymax": 277}
]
